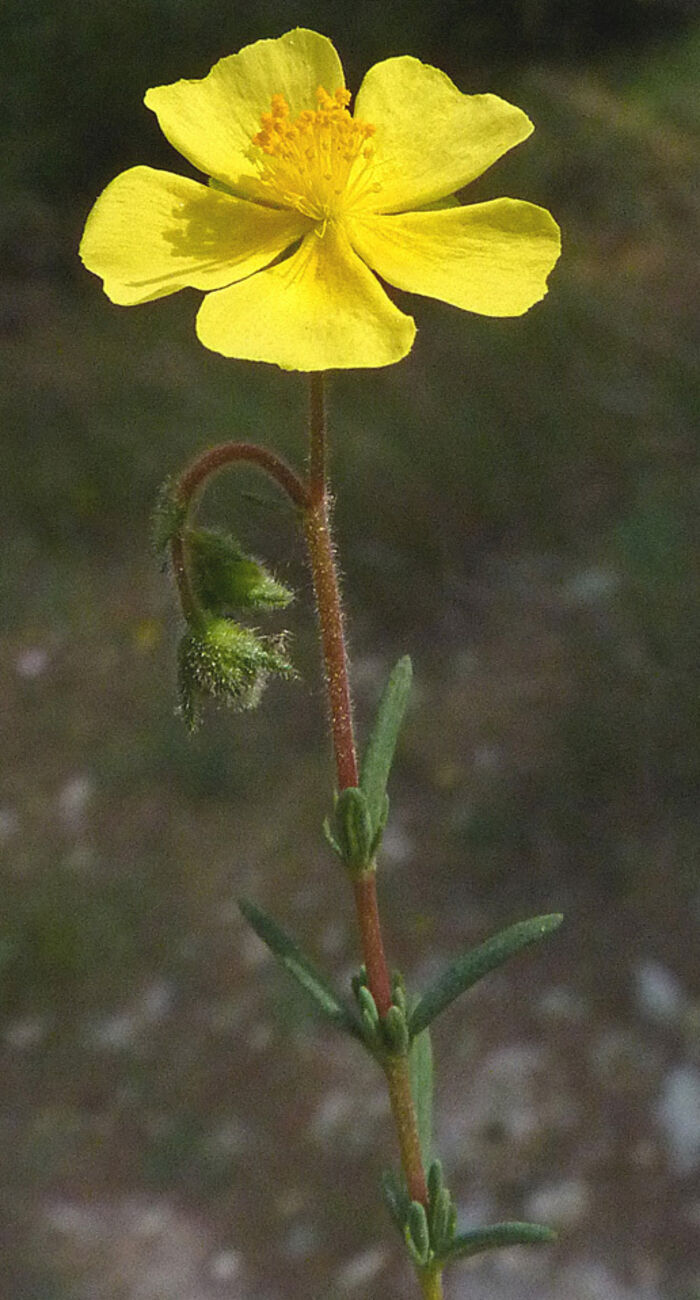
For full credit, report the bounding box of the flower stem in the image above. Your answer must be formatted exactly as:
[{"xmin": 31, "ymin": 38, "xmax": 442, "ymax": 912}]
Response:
[
  {"xmin": 302, "ymin": 374, "xmax": 429, "ymax": 1214},
  {"xmin": 419, "ymin": 1265, "xmax": 445, "ymax": 1300}
]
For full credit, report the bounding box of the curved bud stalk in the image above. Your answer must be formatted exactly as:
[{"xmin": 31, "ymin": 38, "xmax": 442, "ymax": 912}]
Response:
[{"xmin": 152, "ymin": 476, "xmax": 188, "ymax": 560}]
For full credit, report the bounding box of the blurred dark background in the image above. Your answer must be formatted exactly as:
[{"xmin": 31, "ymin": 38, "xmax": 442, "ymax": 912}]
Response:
[{"xmin": 1, "ymin": 3, "xmax": 698, "ymax": 1298}]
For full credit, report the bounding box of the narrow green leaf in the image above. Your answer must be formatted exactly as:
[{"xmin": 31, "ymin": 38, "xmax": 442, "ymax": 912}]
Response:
[
  {"xmin": 238, "ymin": 898, "xmax": 363, "ymax": 1040},
  {"xmin": 360, "ymin": 656, "xmax": 412, "ymax": 834},
  {"xmin": 322, "ymin": 816, "xmax": 342, "ymax": 858},
  {"xmin": 408, "ymin": 1024, "xmax": 433, "ymax": 1167},
  {"xmin": 381, "ymin": 1168, "xmax": 410, "ymax": 1234},
  {"xmin": 409, "ymin": 914, "xmax": 563, "ymax": 1037},
  {"xmin": 427, "ymin": 1159, "xmax": 444, "ymax": 1205},
  {"xmin": 406, "ymin": 1200, "xmax": 431, "ymax": 1264},
  {"xmin": 447, "ymin": 1221, "xmax": 556, "ymax": 1261},
  {"xmin": 430, "ymin": 1187, "xmax": 455, "ymax": 1255}
]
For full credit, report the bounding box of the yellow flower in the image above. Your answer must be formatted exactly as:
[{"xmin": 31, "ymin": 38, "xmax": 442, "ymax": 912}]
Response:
[{"xmin": 80, "ymin": 28, "xmax": 561, "ymax": 372}]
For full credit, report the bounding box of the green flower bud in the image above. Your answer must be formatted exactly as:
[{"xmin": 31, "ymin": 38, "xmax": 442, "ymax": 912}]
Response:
[
  {"xmin": 188, "ymin": 528, "xmax": 293, "ymax": 614},
  {"xmin": 177, "ymin": 617, "xmax": 295, "ymax": 731}
]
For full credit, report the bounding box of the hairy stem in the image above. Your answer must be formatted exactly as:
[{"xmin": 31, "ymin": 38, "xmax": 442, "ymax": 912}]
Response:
[
  {"xmin": 385, "ymin": 1055, "xmax": 430, "ymax": 1206},
  {"xmin": 302, "ymin": 374, "xmax": 429, "ymax": 1212},
  {"xmin": 177, "ymin": 440, "xmax": 309, "ymax": 512},
  {"xmin": 419, "ymin": 1265, "xmax": 445, "ymax": 1300}
]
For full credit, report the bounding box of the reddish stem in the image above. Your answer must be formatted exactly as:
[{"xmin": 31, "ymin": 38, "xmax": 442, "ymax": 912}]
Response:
[
  {"xmin": 302, "ymin": 498, "xmax": 359, "ymax": 793},
  {"xmin": 385, "ymin": 1057, "xmax": 430, "ymax": 1206},
  {"xmin": 302, "ymin": 376, "xmax": 429, "ymax": 1209},
  {"xmin": 303, "ymin": 378, "xmax": 395, "ymax": 1008},
  {"xmin": 351, "ymin": 871, "xmax": 393, "ymax": 1019},
  {"xmin": 177, "ymin": 441, "xmax": 310, "ymax": 512}
]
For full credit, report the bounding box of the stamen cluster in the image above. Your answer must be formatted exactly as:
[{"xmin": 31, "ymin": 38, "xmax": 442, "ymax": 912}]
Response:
[{"xmin": 253, "ymin": 86, "xmax": 377, "ymax": 222}]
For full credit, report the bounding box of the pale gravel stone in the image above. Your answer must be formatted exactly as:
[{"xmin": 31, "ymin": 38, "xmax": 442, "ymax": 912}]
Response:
[
  {"xmin": 380, "ymin": 819, "xmax": 414, "ymax": 866},
  {"xmin": 525, "ymin": 1176, "xmax": 591, "ymax": 1229},
  {"xmin": 56, "ymin": 773, "xmax": 93, "ymax": 830},
  {"xmin": 310, "ymin": 1087, "xmax": 354, "ymax": 1139},
  {"xmin": 43, "ymin": 1196, "xmax": 240, "ymax": 1300},
  {"xmin": 564, "ymin": 566, "xmax": 619, "ymax": 604},
  {"xmin": 473, "ymin": 742, "xmax": 502, "ymax": 771},
  {"xmin": 4, "ymin": 1014, "xmax": 47, "ymax": 1049},
  {"xmin": 635, "ymin": 959, "xmax": 687, "ymax": 1025},
  {"xmin": 86, "ymin": 981, "xmax": 175, "ymax": 1050},
  {"xmin": 536, "ymin": 985, "xmax": 589, "ymax": 1024},
  {"xmin": 333, "ymin": 1244, "xmax": 389, "ymax": 1292},
  {"xmin": 449, "ymin": 1043, "xmax": 577, "ymax": 1181},
  {"xmin": 0, "ymin": 806, "xmax": 19, "ymax": 841},
  {"xmin": 207, "ymin": 1248, "xmax": 244, "ymax": 1283},
  {"xmin": 656, "ymin": 1063, "xmax": 700, "ymax": 1174},
  {"xmin": 558, "ymin": 1258, "xmax": 659, "ymax": 1300},
  {"xmin": 589, "ymin": 1025, "xmax": 663, "ymax": 1094},
  {"xmin": 16, "ymin": 645, "xmax": 49, "ymax": 678},
  {"xmin": 281, "ymin": 1220, "xmax": 319, "ymax": 1260}
]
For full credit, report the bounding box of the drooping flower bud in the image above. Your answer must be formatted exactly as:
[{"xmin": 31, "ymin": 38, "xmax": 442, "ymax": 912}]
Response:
[
  {"xmin": 187, "ymin": 527, "xmax": 294, "ymax": 614},
  {"xmin": 177, "ymin": 616, "xmax": 295, "ymax": 731}
]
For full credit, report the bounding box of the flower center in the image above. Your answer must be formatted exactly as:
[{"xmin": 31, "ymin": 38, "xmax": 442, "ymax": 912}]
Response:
[{"xmin": 252, "ymin": 87, "xmax": 378, "ymax": 223}]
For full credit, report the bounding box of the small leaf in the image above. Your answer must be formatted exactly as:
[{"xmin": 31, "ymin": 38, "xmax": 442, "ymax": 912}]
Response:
[
  {"xmin": 383, "ymin": 1004, "xmax": 410, "ymax": 1056},
  {"xmin": 447, "ymin": 1221, "xmax": 556, "ymax": 1261},
  {"xmin": 333, "ymin": 786, "xmax": 373, "ymax": 871},
  {"xmin": 360, "ymin": 656, "xmax": 412, "ymax": 835},
  {"xmin": 322, "ymin": 816, "xmax": 342, "ymax": 858},
  {"xmin": 406, "ymin": 1200, "xmax": 431, "ymax": 1265},
  {"xmin": 430, "ymin": 1187, "xmax": 455, "ymax": 1255},
  {"xmin": 357, "ymin": 985, "xmax": 381, "ymax": 1048},
  {"xmin": 408, "ymin": 1024, "xmax": 434, "ymax": 1167},
  {"xmin": 238, "ymin": 898, "xmax": 362, "ymax": 1040},
  {"xmin": 409, "ymin": 914, "xmax": 563, "ymax": 1037},
  {"xmin": 381, "ymin": 1168, "xmax": 410, "ymax": 1234},
  {"xmin": 427, "ymin": 1159, "xmax": 444, "ymax": 1205}
]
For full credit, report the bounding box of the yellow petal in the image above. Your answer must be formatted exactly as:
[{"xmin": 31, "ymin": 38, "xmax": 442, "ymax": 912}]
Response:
[
  {"xmin": 79, "ymin": 166, "xmax": 310, "ymax": 305},
  {"xmin": 195, "ymin": 225, "xmax": 416, "ymax": 371},
  {"xmin": 348, "ymin": 199, "xmax": 561, "ymax": 317},
  {"xmin": 354, "ymin": 57, "xmax": 533, "ymax": 213},
  {"xmin": 144, "ymin": 29, "xmax": 345, "ymax": 199}
]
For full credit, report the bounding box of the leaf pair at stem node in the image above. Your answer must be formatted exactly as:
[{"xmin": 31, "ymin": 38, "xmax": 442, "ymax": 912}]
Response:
[{"xmin": 325, "ymin": 655, "xmax": 413, "ymax": 871}]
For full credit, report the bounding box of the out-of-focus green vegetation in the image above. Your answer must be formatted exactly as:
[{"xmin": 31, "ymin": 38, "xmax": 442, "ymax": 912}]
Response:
[{"xmin": 1, "ymin": 6, "xmax": 699, "ymax": 1298}]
